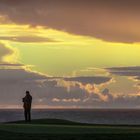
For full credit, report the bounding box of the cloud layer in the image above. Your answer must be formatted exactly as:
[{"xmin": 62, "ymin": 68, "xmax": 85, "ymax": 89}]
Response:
[
  {"xmin": 107, "ymin": 66, "xmax": 140, "ymax": 80},
  {"xmin": 0, "ymin": 0, "xmax": 140, "ymax": 43},
  {"xmin": 0, "ymin": 65, "xmax": 139, "ymax": 108},
  {"xmin": 63, "ymin": 76, "xmax": 111, "ymax": 85}
]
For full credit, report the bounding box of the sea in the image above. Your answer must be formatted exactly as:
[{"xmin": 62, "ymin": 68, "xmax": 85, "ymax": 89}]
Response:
[{"xmin": 1, "ymin": 109, "xmax": 140, "ymax": 125}]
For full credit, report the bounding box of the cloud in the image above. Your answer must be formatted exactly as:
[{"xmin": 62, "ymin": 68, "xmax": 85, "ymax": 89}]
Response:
[
  {"xmin": 0, "ymin": 66, "xmax": 48, "ymax": 106},
  {"xmin": 50, "ymin": 87, "xmax": 140, "ymax": 108},
  {"xmin": 0, "ymin": 66, "xmax": 140, "ymax": 108},
  {"xmin": 0, "ymin": 0, "xmax": 140, "ymax": 43},
  {"xmin": 56, "ymin": 76, "xmax": 113, "ymax": 102},
  {"xmin": 101, "ymin": 88, "xmax": 113, "ymax": 101},
  {"xmin": 0, "ymin": 42, "xmax": 15, "ymax": 62},
  {"xmin": 0, "ymin": 63, "xmax": 23, "ymax": 67},
  {"xmin": 99, "ymin": 93, "xmax": 140, "ymax": 108},
  {"xmin": 63, "ymin": 76, "xmax": 112, "ymax": 85},
  {"xmin": 0, "ymin": 67, "xmax": 113, "ymax": 108},
  {"xmin": 52, "ymin": 98, "xmax": 81, "ymax": 103},
  {"xmin": 0, "ymin": 69, "xmax": 47, "ymax": 82},
  {"xmin": 0, "ymin": 64, "xmax": 88, "ymax": 107},
  {"xmin": 0, "ymin": 36, "xmax": 57, "ymax": 43},
  {"xmin": 0, "ymin": 62, "xmax": 140, "ymax": 108},
  {"xmin": 106, "ymin": 66, "xmax": 140, "ymax": 80}
]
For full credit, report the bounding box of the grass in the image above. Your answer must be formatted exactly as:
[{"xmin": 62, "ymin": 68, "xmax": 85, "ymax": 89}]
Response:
[{"xmin": 0, "ymin": 119, "xmax": 140, "ymax": 139}]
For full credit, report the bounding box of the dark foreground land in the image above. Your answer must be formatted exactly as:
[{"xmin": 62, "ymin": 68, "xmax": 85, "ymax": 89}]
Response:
[{"xmin": 0, "ymin": 119, "xmax": 140, "ymax": 140}]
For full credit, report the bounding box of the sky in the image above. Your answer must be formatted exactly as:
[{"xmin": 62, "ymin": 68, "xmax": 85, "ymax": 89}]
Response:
[{"xmin": 0, "ymin": 0, "xmax": 140, "ymax": 108}]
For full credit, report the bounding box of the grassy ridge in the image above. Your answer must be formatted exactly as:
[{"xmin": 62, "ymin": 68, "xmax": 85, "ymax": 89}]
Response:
[
  {"xmin": 0, "ymin": 119, "xmax": 140, "ymax": 140},
  {"xmin": 9, "ymin": 118, "xmax": 85, "ymax": 125}
]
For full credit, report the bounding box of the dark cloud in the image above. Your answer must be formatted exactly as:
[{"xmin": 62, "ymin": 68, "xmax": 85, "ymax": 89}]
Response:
[
  {"xmin": 0, "ymin": 67, "xmax": 47, "ymax": 106},
  {"xmin": 63, "ymin": 76, "xmax": 112, "ymax": 84},
  {"xmin": 0, "ymin": 36, "xmax": 57, "ymax": 43},
  {"xmin": 107, "ymin": 66, "xmax": 140, "ymax": 72},
  {"xmin": 0, "ymin": 63, "xmax": 24, "ymax": 67},
  {"xmin": 44, "ymin": 81, "xmax": 87, "ymax": 101},
  {"xmin": 0, "ymin": 69, "xmax": 47, "ymax": 84},
  {"xmin": 106, "ymin": 66, "xmax": 140, "ymax": 80},
  {"xmin": 0, "ymin": 0, "xmax": 140, "ymax": 43}
]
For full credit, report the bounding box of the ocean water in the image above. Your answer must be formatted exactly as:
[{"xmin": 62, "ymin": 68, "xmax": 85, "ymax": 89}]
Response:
[{"xmin": 1, "ymin": 109, "xmax": 140, "ymax": 125}]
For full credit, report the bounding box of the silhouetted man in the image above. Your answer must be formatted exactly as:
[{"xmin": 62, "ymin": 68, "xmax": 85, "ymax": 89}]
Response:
[{"xmin": 23, "ymin": 91, "xmax": 32, "ymax": 122}]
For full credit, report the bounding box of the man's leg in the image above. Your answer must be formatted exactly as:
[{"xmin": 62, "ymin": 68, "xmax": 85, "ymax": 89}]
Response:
[
  {"xmin": 28, "ymin": 110, "xmax": 31, "ymax": 122},
  {"xmin": 24, "ymin": 110, "xmax": 28, "ymax": 122},
  {"xmin": 27, "ymin": 109, "xmax": 31, "ymax": 122}
]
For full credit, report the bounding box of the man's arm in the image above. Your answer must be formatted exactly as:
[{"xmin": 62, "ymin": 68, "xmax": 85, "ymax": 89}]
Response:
[{"xmin": 22, "ymin": 98, "xmax": 25, "ymax": 102}]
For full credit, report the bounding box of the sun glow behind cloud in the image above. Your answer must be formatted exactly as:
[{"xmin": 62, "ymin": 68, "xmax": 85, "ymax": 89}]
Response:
[
  {"xmin": 1, "ymin": 42, "xmax": 18, "ymax": 63},
  {"xmin": 0, "ymin": 24, "xmax": 140, "ymax": 76}
]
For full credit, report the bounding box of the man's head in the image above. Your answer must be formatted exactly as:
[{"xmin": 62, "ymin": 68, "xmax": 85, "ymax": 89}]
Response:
[{"xmin": 26, "ymin": 90, "xmax": 30, "ymax": 96}]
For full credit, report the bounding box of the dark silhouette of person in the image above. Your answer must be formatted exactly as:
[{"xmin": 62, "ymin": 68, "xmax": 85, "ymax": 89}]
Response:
[{"xmin": 22, "ymin": 91, "xmax": 32, "ymax": 122}]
